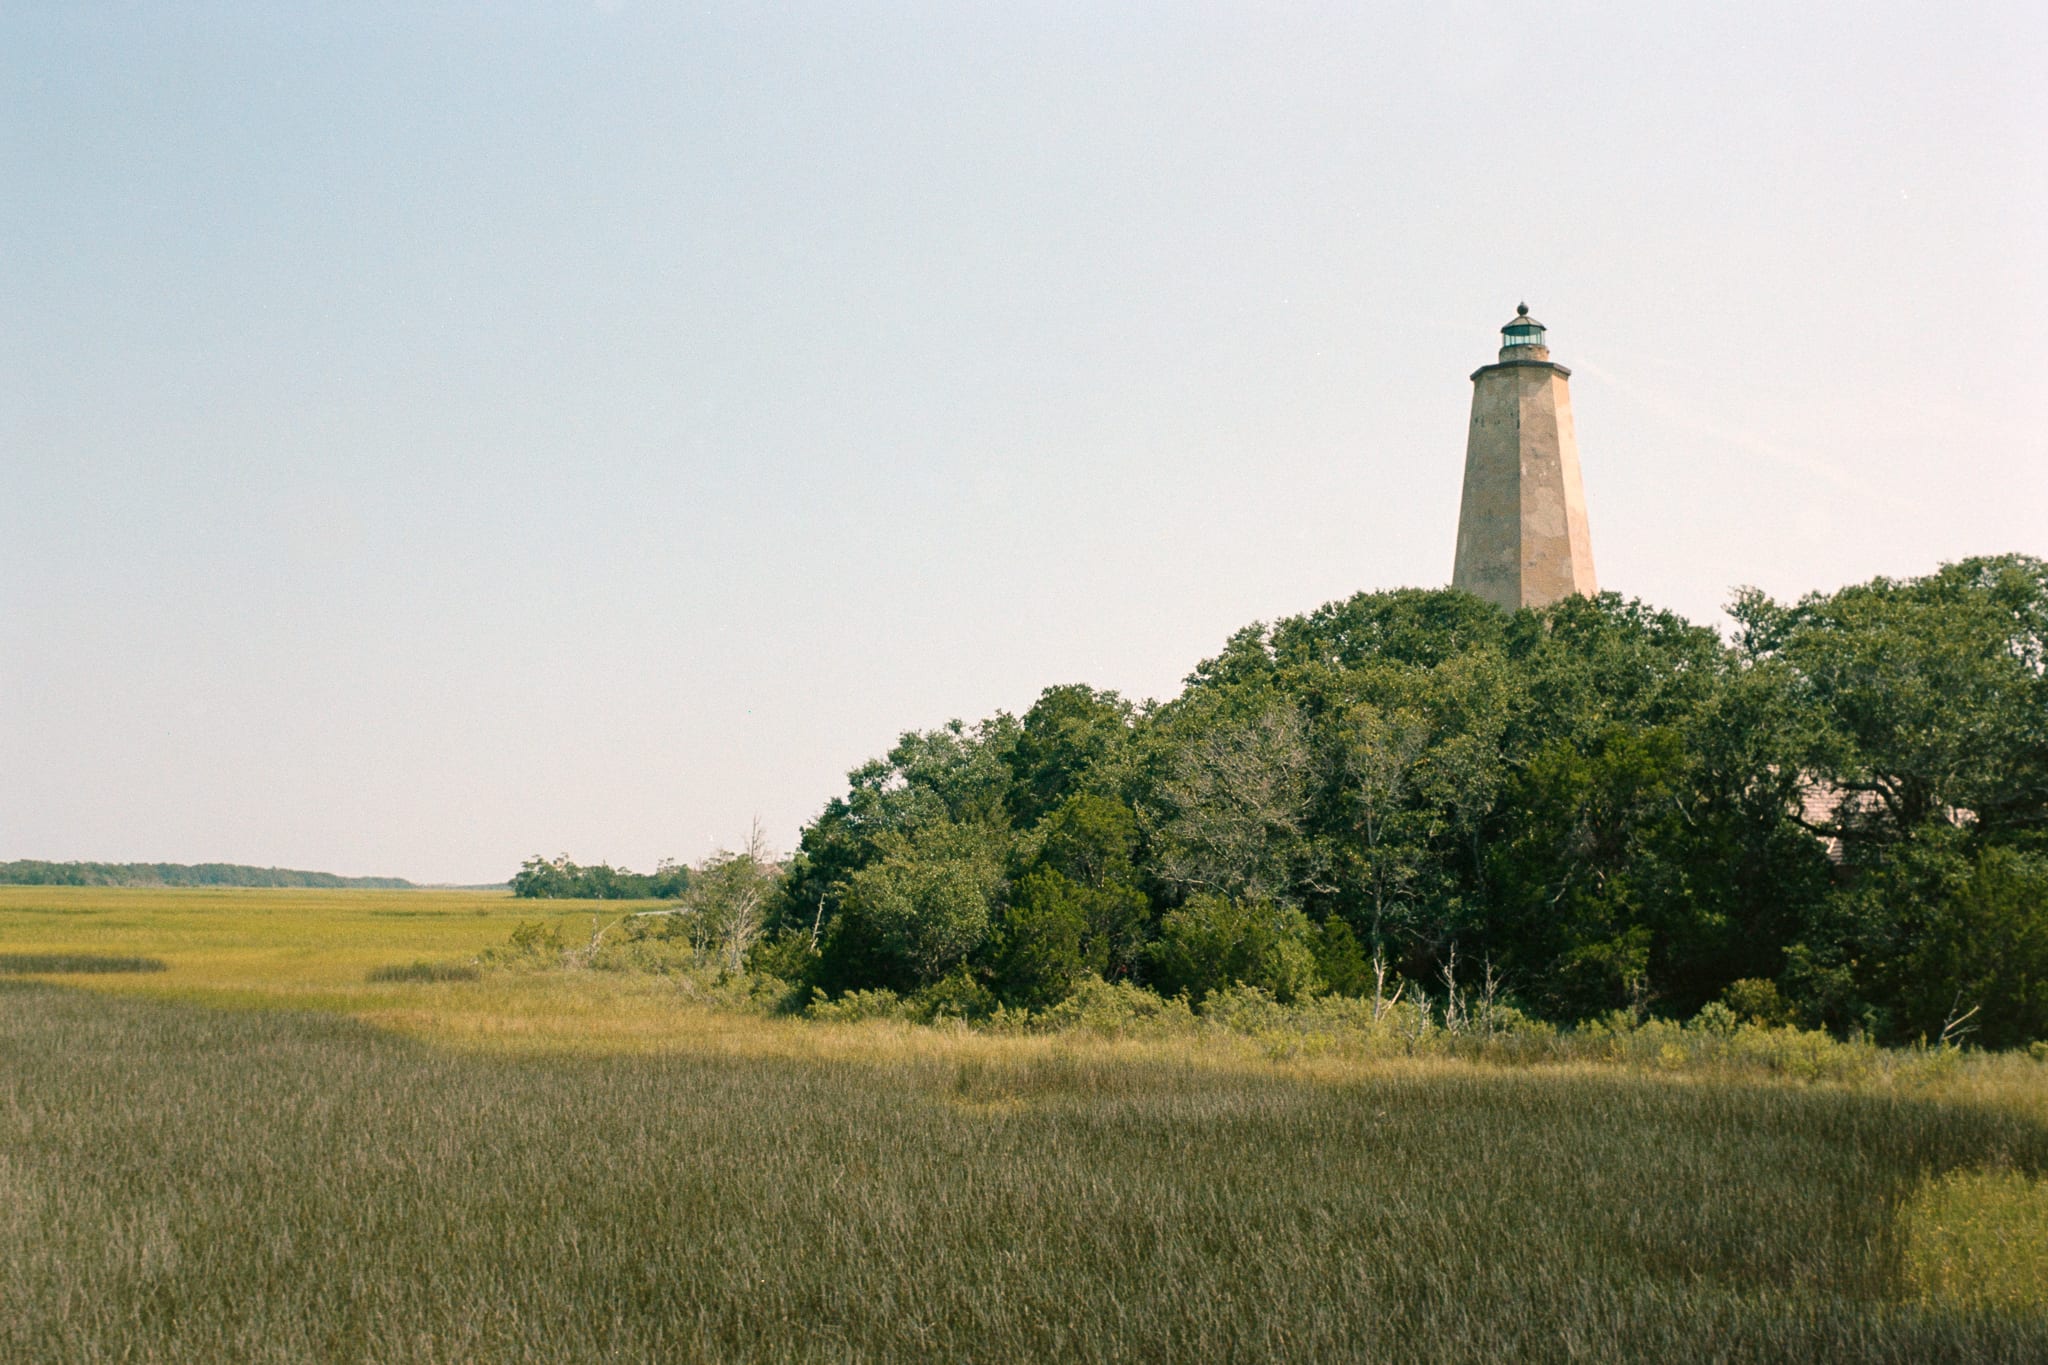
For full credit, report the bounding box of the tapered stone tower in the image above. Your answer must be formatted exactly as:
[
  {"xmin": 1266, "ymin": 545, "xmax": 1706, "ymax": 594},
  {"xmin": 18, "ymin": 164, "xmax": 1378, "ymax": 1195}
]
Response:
[{"xmin": 1452, "ymin": 304, "xmax": 1597, "ymax": 610}]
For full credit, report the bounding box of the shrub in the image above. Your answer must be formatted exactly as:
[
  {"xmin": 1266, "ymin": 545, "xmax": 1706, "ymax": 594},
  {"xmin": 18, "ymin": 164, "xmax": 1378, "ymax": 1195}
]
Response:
[
  {"xmin": 805, "ymin": 988, "xmax": 908, "ymax": 1024},
  {"xmin": 1200, "ymin": 985, "xmax": 1451, "ymax": 1058},
  {"xmin": 671, "ymin": 966, "xmax": 804, "ymax": 1016},
  {"xmin": 477, "ymin": 919, "xmax": 569, "ymax": 968},
  {"xmin": 1147, "ymin": 895, "xmax": 1324, "ymax": 1004},
  {"xmin": 911, "ymin": 968, "xmax": 998, "ymax": 1023},
  {"xmin": 1199, "ymin": 983, "xmax": 1294, "ymax": 1035},
  {"xmin": 1472, "ymin": 1001, "xmax": 1551, "ymax": 1042},
  {"xmin": 1311, "ymin": 917, "xmax": 1371, "ymax": 997},
  {"xmin": 1691, "ymin": 1001, "xmax": 1740, "ymax": 1034},
  {"xmin": 366, "ymin": 961, "xmax": 480, "ymax": 984},
  {"xmin": 0, "ymin": 953, "xmax": 166, "ymax": 975},
  {"xmin": 1031, "ymin": 975, "xmax": 1196, "ymax": 1037},
  {"xmin": 746, "ymin": 928, "xmax": 822, "ymax": 987},
  {"xmin": 1902, "ymin": 848, "xmax": 2048, "ymax": 1049},
  {"xmin": 588, "ymin": 933, "xmax": 698, "ymax": 974},
  {"xmin": 1721, "ymin": 978, "xmax": 1792, "ymax": 1027}
]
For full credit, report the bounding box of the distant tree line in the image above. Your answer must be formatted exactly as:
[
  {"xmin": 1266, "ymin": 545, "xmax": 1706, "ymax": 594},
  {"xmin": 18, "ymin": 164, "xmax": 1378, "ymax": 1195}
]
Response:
[
  {"xmin": 0, "ymin": 861, "xmax": 413, "ymax": 890},
  {"xmin": 750, "ymin": 555, "xmax": 2048, "ymax": 1048},
  {"xmin": 511, "ymin": 854, "xmax": 690, "ymax": 900}
]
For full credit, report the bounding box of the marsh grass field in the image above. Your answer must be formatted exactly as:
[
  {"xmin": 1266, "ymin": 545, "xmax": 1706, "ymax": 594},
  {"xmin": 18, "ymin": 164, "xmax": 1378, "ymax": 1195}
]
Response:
[{"xmin": 4, "ymin": 886, "xmax": 2048, "ymax": 1362}]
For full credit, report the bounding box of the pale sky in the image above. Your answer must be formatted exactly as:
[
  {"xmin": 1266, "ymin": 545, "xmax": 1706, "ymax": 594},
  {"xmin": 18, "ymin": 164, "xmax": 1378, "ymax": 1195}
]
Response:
[{"xmin": 4, "ymin": 3, "xmax": 2043, "ymax": 883}]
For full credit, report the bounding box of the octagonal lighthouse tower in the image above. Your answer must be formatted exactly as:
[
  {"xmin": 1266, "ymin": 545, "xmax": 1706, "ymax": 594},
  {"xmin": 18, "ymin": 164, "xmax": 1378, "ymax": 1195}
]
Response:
[{"xmin": 1451, "ymin": 304, "xmax": 1598, "ymax": 610}]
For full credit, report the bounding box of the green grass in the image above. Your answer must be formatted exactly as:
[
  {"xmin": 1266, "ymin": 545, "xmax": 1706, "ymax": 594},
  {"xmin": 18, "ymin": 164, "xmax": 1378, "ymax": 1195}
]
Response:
[
  {"xmin": 3, "ymin": 886, "xmax": 2047, "ymax": 1359},
  {"xmin": 2, "ymin": 982, "xmax": 2046, "ymax": 1362},
  {"xmin": 1902, "ymin": 1169, "xmax": 2048, "ymax": 1316},
  {"xmin": 0, "ymin": 884, "xmax": 602, "ymax": 1003}
]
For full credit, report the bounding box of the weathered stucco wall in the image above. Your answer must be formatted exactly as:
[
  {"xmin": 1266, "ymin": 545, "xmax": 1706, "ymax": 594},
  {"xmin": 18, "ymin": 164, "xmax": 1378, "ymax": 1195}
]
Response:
[{"xmin": 1452, "ymin": 359, "xmax": 1597, "ymax": 610}]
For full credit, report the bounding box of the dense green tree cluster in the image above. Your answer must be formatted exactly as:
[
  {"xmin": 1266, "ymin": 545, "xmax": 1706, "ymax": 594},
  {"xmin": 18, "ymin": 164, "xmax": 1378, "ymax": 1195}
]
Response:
[
  {"xmin": 511, "ymin": 854, "xmax": 689, "ymax": 900},
  {"xmin": 764, "ymin": 555, "xmax": 2048, "ymax": 1047},
  {"xmin": 0, "ymin": 861, "xmax": 412, "ymax": 889}
]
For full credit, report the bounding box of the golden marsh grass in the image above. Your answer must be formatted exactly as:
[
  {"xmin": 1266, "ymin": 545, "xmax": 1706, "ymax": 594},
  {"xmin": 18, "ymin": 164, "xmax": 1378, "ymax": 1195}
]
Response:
[{"xmin": 3, "ymin": 885, "xmax": 2046, "ymax": 1359}]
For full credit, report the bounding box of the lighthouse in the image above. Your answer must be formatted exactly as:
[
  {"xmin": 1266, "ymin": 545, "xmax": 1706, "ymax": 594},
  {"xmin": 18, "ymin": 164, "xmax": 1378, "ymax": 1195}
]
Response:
[{"xmin": 1451, "ymin": 305, "xmax": 1598, "ymax": 611}]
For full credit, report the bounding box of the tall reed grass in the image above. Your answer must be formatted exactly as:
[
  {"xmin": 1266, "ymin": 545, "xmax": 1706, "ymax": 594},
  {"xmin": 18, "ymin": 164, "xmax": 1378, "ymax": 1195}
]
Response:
[{"xmin": 4, "ymin": 980, "xmax": 2044, "ymax": 1362}]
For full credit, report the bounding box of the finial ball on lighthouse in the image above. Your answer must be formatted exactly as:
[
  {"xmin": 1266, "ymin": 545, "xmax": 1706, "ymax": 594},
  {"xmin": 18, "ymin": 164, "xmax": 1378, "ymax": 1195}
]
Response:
[{"xmin": 1451, "ymin": 305, "xmax": 1598, "ymax": 610}]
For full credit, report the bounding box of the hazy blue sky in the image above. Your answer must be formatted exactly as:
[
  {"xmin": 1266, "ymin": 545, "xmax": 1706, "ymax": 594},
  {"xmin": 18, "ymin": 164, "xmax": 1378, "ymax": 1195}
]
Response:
[{"xmin": 4, "ymin": 3, "xmax": 2043, "ymax": 883}]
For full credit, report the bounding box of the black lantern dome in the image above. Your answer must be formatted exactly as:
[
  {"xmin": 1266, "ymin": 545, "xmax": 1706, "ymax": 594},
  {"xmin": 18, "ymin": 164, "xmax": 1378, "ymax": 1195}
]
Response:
[{"xmin": 1501, "ymin": 302, "xmax": 1546, "ymax": 349}]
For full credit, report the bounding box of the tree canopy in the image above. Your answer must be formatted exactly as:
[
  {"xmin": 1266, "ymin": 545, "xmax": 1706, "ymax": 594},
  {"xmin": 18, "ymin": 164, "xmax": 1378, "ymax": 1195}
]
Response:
[
  {"xmin": 759, "ymin": 556, "xmax": 2048, "ymax": 1046},
  {"xmin": 511, "ymin": 854, "xmax": 689, "ymax": 900},
  {"xmin": 0, "ymin": 861, "xmax": 413, "ymax": 890}
]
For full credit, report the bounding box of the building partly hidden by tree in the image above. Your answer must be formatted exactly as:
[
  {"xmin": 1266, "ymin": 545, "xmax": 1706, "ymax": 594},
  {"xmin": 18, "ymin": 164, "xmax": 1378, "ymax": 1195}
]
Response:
[{"xmin": 754, "ymin": 554, "xmax": 2048, "ymax": 1048}]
